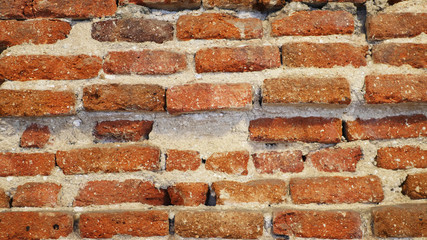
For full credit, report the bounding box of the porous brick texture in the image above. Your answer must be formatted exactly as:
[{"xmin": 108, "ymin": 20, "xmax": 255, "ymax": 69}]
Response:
[
  {"xmin": 251, "ymin": 151, "xmax": 303, "ymax": 174},
  {"xmin": 0, "ymin": 153, "xmax": 55, "ymax": 176},
  {"xmin": 376, "ymin": 145, "xmax": 427, "ymax": 169},
  {"xmin": 12, "ymin": 182, "xmax": 61, "ymax": 207},
  {"xmin": 402, "ymin": 172, "xmax": 427, "ymax": 199},
  {"xmin": 94, "ymin": 120, "xmax": 153, "ymax": 142},
  {"xmin": 306, "ymin": 147, "xmax": 362, "ymax": 172},
  {"xmin": 372, "ymin": 43, "xmax": 427, "ymax": 68},
  {"xmin": 165, "ymin": 149, "xmax": 201, "ymax": 171},
  {"xmin": 168, "ymin": 182, "xmax": 209, "ymax": 206},
  {"xmin": 0, "ymin": 189, "xmax": 9, "ymax": 208},
  {"xmin": 205, "ymin": 150, "xmax": 250, "ymax": 175},
  {"xmin": 20, "ymin": 124, "xmax": 50, "ymax": 148}
]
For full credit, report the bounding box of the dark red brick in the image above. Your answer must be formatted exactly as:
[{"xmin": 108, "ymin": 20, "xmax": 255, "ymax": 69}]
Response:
[
  {"xmin": 307, "ymin": 147, "xmax": 362, "ymax": 172},
  {"xmin": 203, "ymin": 0, "xmax": 284, "ymax": 10},
  {"xmin": 168, "ymin": 182, "xmax": 208, "ymax": 206},
  {"xmin": 0, "ymin": 152, "xmax": 55, "ymax": 177},
  {"xmin": 251, "ymin": 151, "xmax": 303, "ymax": 174},
  {"xmin": 372, "ymin": 43, "xmax": 427, "ymax": 68},
  {"xmin": 119, "ymin": 0, "xmax": 201, "ymax": 10},
  {"xmin": 12, "ymin": 182, "xmax": 61, "ymax": 207},
  {"xmin": 376, "ymin": 146, "xmax": 427, "ymax": 169},
  {"xmin": 402, "ymin": 172, "xmax": 427, "ymax": 199},
  {"xmin": 94, "ymin": 120, "xmax": 153, "ymax": 142},
  {"xmin": 205, "ymin": 151, "xmax": 249, "ymax": 175},
  {"xmin": 20, "ymin": 124, "xmax": 50, "ymax": 148},
  {"xmin": 166, "ymin": 149, "xmax": 201, "ymax": 171},
  {"xmin": 366, "ymin": 13, "xmax": 427, "ymax": 40}
]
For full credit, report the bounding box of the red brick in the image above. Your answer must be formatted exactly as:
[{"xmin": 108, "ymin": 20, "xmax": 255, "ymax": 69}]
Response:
[
  {"xmin": 167, "ymin": 83, "xmax": 252, "ymax": 114},
  {"xmin": 292, "ymin": 0, "xmax": 365, "ymax": 3},
  {"xmin": 212, "ymin": 179, "xmax": 287, "ymax": 205},
  {"xmin": 0, "ymin": 90, "xmax": 76, "ymax": 117},
  {"xmin": 12, "ymin": 182, "xmax": 61, "ymax": 207},
  {"xmin": 94, "ymin": 120, "xmax": 153, "ymax": 142},
  {"xmin": 373, "ymin": 204, "xmax": 427, "ymax": 238},
  {"xmin": 166, "ymin": 149, "xmax": 201, "ymax": 171},
  {"xmin": 0, "ymin": 55, "xmax": 102, "ymax": 81},
  {"xmin": 365, "ymin": 74, "xmax": 427, "ymax": 104},
  {"xmin": 249, "ymin": 117, "xmax": 342, "ymax": 143},
  {"xmin": 0, "ymin": 188, "xmax": 9, "ymax": 208},
  {"xmin": 345, "ymin": 115, "xmax": 427, "ymax": 141},
  {"xmin": 0, "ymin": 0, "xmax": 29, "ymax": 19},
  {"xmin": 83, "ymin": 84, "xmax": 165, "ymax": 112},
  {"xmin": 175, "ymin": 211, "xmax": 263, "ymax": 239},
  {"xmin": 74, "ymin": 180, "xmax": 168, "ymax": 206},
  {"xmin": 376, "ymin": 146, "xmax": 427, "ymax": 169},
  {"xmin": 290, "ymin": 176, "xmax": 384, "ymax": 204},
  {"xmin": 119, "ymin": 0, "xmax": 201, "ymax": 10},
  {"xmin": 251, "ymin": 151, "xmax": 303, "ymax": 174},
  {"xmin": 366, "ymin": 13, "xmax": 427, "ymax": 40},
  {"xmin": 402, "ymin": 173, "xmax": 427, "ymax": 199},
  {"xmin": 273, "ymin": 210, "xmax": 362, "ymax": 239},
  {"xmin": 177, "ymin": 13, "xmax": 262, "ymax": 40},
  {"xmin": 0, "ymin": 212, "xmax": 73, "ymax": 239},
  {"xmin": 205, "ymin": 151, "xmax": 249, "ymax": 175},
  {"xmin": 372, "ymin": 43, "xmax": 427, "ymax": 68},
  {"xmin": 195, "ymin": 46, "xmax": 280, "ymax": 73},
  {"xmin": 20, "ymin": 124, "xmax": 50, "ymax": 148},
  {"xmin": 203, "ymin": 0, "xmax": 284, "ymax": 10},
  {"xmin": 263, "ymin": 77, "xmax": 351, "ymax": 105},
  {"xmin": 307, "ymin": 147, "xmax": 362, "ymax": 172},
  {"xmin": 272, "ymin": 10, "xmax": 354, "ymax": 37},
  {"xmin": 0, "ymin": 152, "xmax": 55, "ymax": 177},
  {"xmin": 167, "ymin": 182, "xmax": 208, "ymax": 206},
  {"xmin": 56, "ymin": 145, "xmax": 160, "ymax": 175},
  {"xmin": 103, "ymin": 50, "xmax": 187, "ymax": 75},
  {"xmin": 79, "ymin": 211, "xmax": 169, "ymax": 238}
]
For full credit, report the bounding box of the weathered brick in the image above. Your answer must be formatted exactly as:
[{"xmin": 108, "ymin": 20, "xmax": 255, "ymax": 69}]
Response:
[
  {"xmin": 271, "ymin": 10, "xmax": 354, "ymax": 36},
  {"xmin": 0, "ymin": 152, "xmax": 55, "ymax": 177},
  {"xmin": 372, "ymin": 43, "xmax": 427, "ymax": 68},
  {"xmin": 273, "ymin": 210, "xmax": 362, "ymax": 239},
  {"xmin": 0, "ymin": 0, "xmax": 29, "ymax": 19},
  {"xmin": 74, "ymin": 180, "xmax": 168, "ymax": 206},
  {"xmin": 103, "ymin": 50, "xmax": 187, "ymax": 75},
  {"xmin": 263, "ymin": 77, "xmax": 351, "ymax": 105},
  {"xmin": 345, "ymin": 115, "xmax": 427, "ymax": 141},
  {"xmin": 251, "ymin": 151, "xmax": 303, "ymax": 174},
  {"xmin": 203, "ymin": 0, "xmax": 284, "ymax": 10},
  {"xmin": 373, "ymin": 204, "xmax": 427, "ymax": 238},
  {"xmin": 0, "ymin": 55, "xmax": 102, "ymax": 81},
  {"xmin": 94, "ymin": 120, "xmax": 153, "ymax": 142},
  {"xmin": 168, "ymin": 182, "xmax": 208, "ymax": 206},
  {"xmin": 92, "ymin": 18, "xmax": 173, "ymax": 43},
  {"xmin": 292, "ymin": 0, "xmax": 365, "ymax": 3},
  {"xmin": 249, "ymin": 117, "xmax": 342, "ymax": 143},
  {"xmin": 119, "ymin": 0, "xmax": 201, "ymax": 10},
  {"xmin": 166, "ymin": 149, "xmax": 201, "ymax": 171},
  {"xmin": 376, "ymin": 146, "xmax": 427, "ymax": 169},
  {"xmin": 20, "ymin": 124, "xmax": 50, "ymax": 148},
  {"xmin": 0, "ymin": 212, "xmax": 73, "ymax": 239},
  {"xmin": 167, "ymin": 83, "xmax": 252, "ymax": 114},
  {"xmin": 0, "ymin": 189, "xmax": 9, "ymax": 208},
  {"xmin": 307, "ymin": 147, "xmax": 362, "ymax": 172},
  {"xmin": 177, "ymin": 13, "xmax": 262, "ymax": 40},
  {"xmin": 195, "ymin": 46, "xmax": 280, "ymax": 73},
  {"xmin": 83, "ymin": 84, "xmax": 165, "ymax": 112},
  {"xmin": 205, "ymin": 151, "xmax": 249, "ymax": 175},
  {"xmin": 365, "ymin": 74, "xmax": 427, "ymax": 104},
  {"xmin": 366, "ymin": 13, "xmax": 427, "ymax": 40},
  {"xmin": 175, "ymin": 211, "xmax": 263, "ymax": 239},
  {"xmin": 12, "ymin": 182, "xmax": 61, "ymax": 207},
  {"xmin": 56, "ymin": 145, "xmax": 160, "ymax": 175},
  {"xmin": 290, "ymin": 176, "xmax": 384, "ymax": 204},
  {"xmin": 80, "ymin": 211, "xmax": 169, "ymax": 238},
  {"xmin": 402, "ymin": 173, "xmax": 427, "ymax": 199}
]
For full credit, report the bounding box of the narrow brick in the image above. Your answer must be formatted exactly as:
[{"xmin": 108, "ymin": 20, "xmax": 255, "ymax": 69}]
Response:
[
  {"xmin": 119, "ymin": 0, "xmax": 201, "ymax": 10},
  {"xmin": 175, "ymin": 211, "xmax": 263, "ymax": 239},
  {"xmin": 206, "ymin": 151, "xmax": 249, "ymax": 175},
  {"xmin": 402, "ymin": 173, "xmax": 427, "ymax": 199},
  {"xmin": 167, "ymin": 83, "xmax": 252, "ymax": 114},
  {"xmin": 307, "ymin": 147, "xmax": 362, "ymax": 172},
  {"xmin": 0, "ymin": 152, "xmax": 55, "ymax": 177},
  {"xmin": 372, "ymin": 43, "xmax": 427, "ymax": 68},
  {"xmin": 366, "ymin": 13, "xmax": 427, "ymax": 40},
  {"xmin": 249, "ymin": 117, "xmax": 342, "ymax": 143},
  {"xmin": 263, "ymin": 77, "xmax": 351, "ymax": 105},
  {"xmin": 345, "ymin": 115, "xmax": 427, "ymax": 141},
  {"xmin": 203, "ymin": 0, "xmax": 284, "ymax": 10},
  {"xmin": 12, "ymin": 182, "xmax": 61, "ymax": 207},
  {"xmin": 0, "ymin": 189, "xmax": 9, "ymax": 208},
  {"xmin": 20, "ymin": 124, "xmax": 50, "ymax": 148},
  {"xmin": 80, "ymin": 211, "xmax": 169, "ymax": 238},
  {"xmin": 94, "ymin": 120, "xmax": 153, "ymax": 142},
  {"xmin": 290, "ymin": 176, "xmax": 384, "ymax": 204},
  {"xmin": 56, "ymin": 145, "xmax": 160, "ymax": 175},
  {"xmin": 195, "ymin": 46, "xmax": 280, "ymax": 73},
  {"xmin": 376, "ymin": 146, "xmax": 427, "ymax": 169},
  {"xmin": 168, "ymin": 182, "xmax": 208, "ymax": 206},
  {"xmin": 292, "ymin": 0, "xmax": 365, "ymax": 3},
  {"xmin": 166, "ymin": 149, "xmax": 201, "ymax": 171},
  {"xmin": 251, "ymin": 151, "xmax": 303, "ymax": 174}
]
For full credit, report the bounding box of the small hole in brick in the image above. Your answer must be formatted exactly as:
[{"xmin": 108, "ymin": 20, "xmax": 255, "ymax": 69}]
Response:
[
  {"xmin": 201, "ymin": 158, "xmax": 206, "ymax": 164},
  {"xmin": 26, "ymin": 226, "xmax": 30, "ymax": 231},
  {"xmin": 53, "ymin": 224, "xmax": 59, "ymax": 230},
  {"xmin": 302, "ymin": 155, "xmax": 307, "ymax": 162},
  {"xmin": 265, "ymin": 143, "xmax": 277, "ymax": 148}
]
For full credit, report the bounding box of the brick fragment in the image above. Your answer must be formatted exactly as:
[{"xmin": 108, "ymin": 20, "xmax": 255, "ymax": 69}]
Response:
[
  {"xmin": 20, "ymin": 124, "xmax": 50, "ymax": 148},
  {"xmin": 0, "ymin": 153, "xmax": 55, "ymax": 177},
  {"xmin": 0, "ymin": 189, "xmax": 9, "ymax": 208},
  {"xmin": 251, "ymin": 151, "xmax": 303, "ymax": 174},
  {"xmin": 402, "ymin": 173, "xmax": 427, "ymax": 199},
  {"xmin": 167, "ymin": 182, "xmax": 208, "ymax": 206},
  {"xmin": 175, "ymin": 211, "xmax": 263, "ymax": 239},
  {"xmin": 13, "ymin": 182, "xmax": 61, "ymax": 207},
  {"xmin": 119, "ymin": 0, "xmax": 201, "ymax": 10},
  {"xmin": 376, "ymin": 146, "xmax": 427, "ymax": 169},
  {"xmin": 195, "ymin": 46, "xmax": 280, "ymax": 73},
  {"xmin": 290, "ymin": 176, "xmax": 384, "ymax": 204},
  {"xmin": 372, "ymin": 43, "xmax": 427, "ymax": 68},
  {"xmin": 206, "ymin": 151, "xmax": 249, "ymax": 175},
  {"xmin": 56, "ymin": 145, "xmax": 160, "ymax": 175},
  {"xmin": 80, "ymin": 211, "xmax": 169, "ymax": 238},
  {"xmin": 307, "ymin": 147, "xmax": 362, "ymax": 172},
  {"xmin": 166, "ymin": 149, "xmax": 201, "ymax": 171},
  {"xmin": 203, "ymin": 0, "xmax": 284, "ymax": 10},
  {"xmin": 94, "ymin": 120, "xmax": 153, "ymax": 142},
  {"xmin": 366, "ymin": 13, "xmax": 427, "ymax": 40}
]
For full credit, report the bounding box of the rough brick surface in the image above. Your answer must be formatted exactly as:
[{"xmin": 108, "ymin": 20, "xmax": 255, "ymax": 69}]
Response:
[
  {"xmin": 83, "ymin": 84, "xmax": 165, "ymax": 112},
  {"xmin": 205, "ymin": 151, "xmax": 249, "ymax": 175},
  {"xmin": 282, "ymin": 42, "xmax": 368, "ymax": 68},
  {"xmin": 292, "ymin": 0, "xmax": 365, "ymax": 3},
  {"xmin": 177, "ymin": 13, "xmax": 262, "ymax": 40},
  {"xmin": 175, "ymin": 211, "xmax": 264, "ymax": 239},
  {"xmin": 12, "ymin": 182, "xmax": 61, "ymax": 207},
  {"xmin": 0, "ymin": 153, "xmax": 55, "ymax": 177},
  {"xmin": 168, "ymin": 182, "xmax": 209, "ymax": 206},
  {"xmin": 94, "ymin": 120, "xmax": 153, "ymax": 142},
  {"xmin": 203, "ymin": 0, "xmax": 284, "ymax": 10},
  {"xmin": 166, "ymin": 149, "xmax": 201, "ymax": 171},
  {"xmin": 345, "ymin": 115, "xmax": 427, "ymax": 141},
  {"xmin": 249, "ymin": 117, "xmax": 342, "ymax": 143},
  {"xmin": 79, "ymin": 211, "xmax": 169, "ymax": 238},
  {"xmin": 195, "ymin": 46, "xmax": 280, "ymax": 73},
  {"xmin": 251, "ymin": 151, "xmax": 303, "ymax": 174},
  {"xmin": 372, "ymin": 43, "xmax": 427, "ymax": 68},
  {"xmin": 56, "ymin": 145, "xmax": 160, "ymax": 174},
  {"xmin": 366, "ymin": 13, "xmax": 427, "ymax": 40},
  {"xmin": 376, "ymin": 146, "xmax": 427, "ymax": 169},
  {"xmin": 290, "ymin": 176, "xmax": 384, "ymax": 204},
  {"xmin": 0, "ymin": 189, "xmax": 9, "ymax": 208},
  {"xmin": 263, "ymin": 77, "xmax": 351, "ymax": 105},
  {"xmin": 0, "ymin": 0, "xmax": 28, "ymax": 19},
  {"xmin": 273, "ymin": 210, "xmax": 362, "ymax": 239},
  {"xmin": 306, "ymin": 147, "xmax": 362, "ymax": 172},
  {"xmin": 167, "ymin": 83, "xmax": 252, "ymax": 114},
  {"xmin": 402, "ymin": 173, "xmax": 427, "ymax": 199},
  {"xmin": 20, "ymin": 124, "xmax": 50, "ymax": 148},
  {"xmin": 271, "ymin": 10, "xmax": 354, "ymax": 36},
  {"xmin": 119, "ymin": 0, "xmax": 201, "ymax": 10}
]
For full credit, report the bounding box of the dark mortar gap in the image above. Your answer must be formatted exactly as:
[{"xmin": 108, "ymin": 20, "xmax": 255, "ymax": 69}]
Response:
[
  {"xmin": 356, "ymin": 4, "xmax": 367, "ymax": 39},
  {"xmin": 201, "ymin": 158, "xmax": 206, "ymax": 164},
  {"xmin": 302, "ymin": 155, "xmax": 307, "ymax": 162},
  {"xmin": 206, "ymin": 186, "xmax": 216, "ymax": 206},
  {"xmin": 169, "ymin": 217, "xmax": 175, "ymax": 235},
  {"xmin": 258, "ymin": 87, "xmax": 263, "ymax": 107},
  {"xmin": 341, "ymin": 121, "xmax": 349, "ymax": 142},
  {"xmin": 265, "ymin": 143, "xmax": 277, "ymax": 149}
]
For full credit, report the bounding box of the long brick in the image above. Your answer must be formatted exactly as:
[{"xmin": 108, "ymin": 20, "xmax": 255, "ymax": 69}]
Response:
[
  {"xmin": 20, "ymin": 124, "xmax": 50, "ymax": 148},
  {"xmin": 366, "ymin": 13, "xmax": 427, "ymax": 40},
  {"xmin": 376, "ymin": 146, "xmax": 427, "ymax": 169},
  {"xmin": 203, "ymin": 0, "xmax": 284, "ymax": 10},
  {"xmin": 119, "ymin": 0, "xmax": 201, "ymax": 10},
  {"xmin": 175, "ymin": 211, "xmax": 263, "ymax": 239},
  {"xmin": 263, "ymin": 77, "xmax": 351, "ymax": 105},
  {"xmin": 12, "ymin": 182, "xmax": 61, "ymax": 207},
  {"xmin": 166, "ymin": 149, "xmax": 201, "ymax": 171},
  {"xmin": 251, "ymin": 151, "xmax": 303, "ymax": 174},
  {"xmin": 307, "ymin": 147, "xmax": 362, "ymax": 172},
  {"xmin": 167, "ymin": 83, "xmax": 252, "ymax": 114},
  {"xmin": 168, "ymin": 182, "xmax": 208, "ymax": 206},
  {"xmin": 0, "ymin": 55, "xmax": 102, "ymax": 81},
  {"xmin": 94, "ymin": 120, "xmax": 153, "ymax": 142},
  {"xmin": 372, "ymin": 43, "xmax": 427, "ymax": 68},
  {"xmin": 402, "ymin": 173, "xmax": 427, "ymax": 199},
  {"xmin": 292, "ymin": 0, "xmax": 365, "ymax": 3},
  {"xmin": 282, "ymin": 42, "xmax": 368, "ymax": 68},
  {"xmin": 0, "ymin": 152, "xmax": 55, "ymax": 176},
  {"xmin": 249, "ymin": 117, "xmax": 342, "ymax": 143},
  {"xmin": 79, "ymin": 211, "xmax": 169, "ymax": 238},
  {"xmin": 345, "ymin": 114, "xmax": 427, "ymax": 141},
  {"xmin": 56, "ymin": 145, "xmax": 160, "ymax": 175},
  {"xmin": 83, "ymin": 84, "xmax": 165, "ymax": 112},
  {"xmin": 205, "ymin": 151, "xmax": 249, "ymax": 175},
  {"xmin": 195, "ymin": 46, "xmax": 280, "ymax": 73},
  {"xmin": 0, "ymin": 188, "xmax": 9, "ymax": 208},
  {"xmin": 273, "ymin": 210, "xmax": 362, "ymax": 239}
]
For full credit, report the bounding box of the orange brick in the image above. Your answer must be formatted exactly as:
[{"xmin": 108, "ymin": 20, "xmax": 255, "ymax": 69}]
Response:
[
  {"xmin": 0, "ymin": 0, "xmax": 29, "ymax": 19},
  {"xmin": 0, "ymin": 188, "xmax": 9, "ymax": 208},
  {"xmin": 94, "ymin": 120, "xmax": 153, "ymax": 142},
  {"xmin": 402, "ymin": 173, "xmax": 427, "ymax": 199},
  {"xmin": 168, "ymin": 182, "xmax": 208, "ymax": 206},
  {"xmin": 372, "ymin": 43, "xmax": 427, "ymax": 68},
  {"xmin": 251, "ymin": 151, "xmax": 303, "ymax": 174},
  {"xmin": 366, "ymin": 13, "xmax": 427, "ymax": 40},
  {"xmin": 12, "ymin": 182, "xmax": 61, "ymax": 207},
  {"xmin": 206, "ymin": 151, "xmax": 249, "ymax": 175},
  {"xmin": 20, "ymin": 124, "xmax": 50, "ymax": 148},
  {"xmin": 119, "ymin": 0, "xmax": 201, "ymax": 10},
  {"xmin": 203, "ymin": 0, "xmax": 284, "ymax": 10},
  {"xmin": 376, "ymin": 146, "xmax": 427, "ymax": 170},
  {"xmin": 0, "ymin": 152, "xmax": 55, "ymax": 177},
  {"xmin": 166, "ymin": 149, "xmax": 201, "ymax": 171},
  {"xmin": 307, "ymin": 147, "xmax": 362, "ymax": 172}
]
